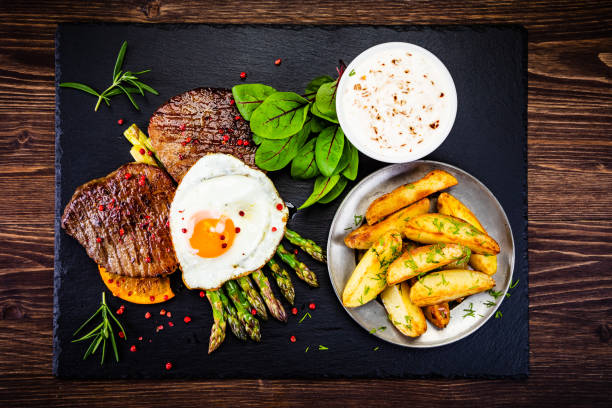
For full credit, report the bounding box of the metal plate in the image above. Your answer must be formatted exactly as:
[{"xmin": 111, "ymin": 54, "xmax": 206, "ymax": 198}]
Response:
[{"xmin": 327, "ymin": 160, "xmax": 515, "ymax": 348}]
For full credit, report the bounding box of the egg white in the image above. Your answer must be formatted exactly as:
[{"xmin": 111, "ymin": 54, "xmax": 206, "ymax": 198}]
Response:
[{"xmin": 170, "ymin": 154, "xmax": 288, "ymax": 290}]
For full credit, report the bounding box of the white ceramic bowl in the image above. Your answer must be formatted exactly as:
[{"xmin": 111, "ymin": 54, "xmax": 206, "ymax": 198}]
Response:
[{"xmin": 336, "ymin": 42, "xmax": 458, "ymax": 163}]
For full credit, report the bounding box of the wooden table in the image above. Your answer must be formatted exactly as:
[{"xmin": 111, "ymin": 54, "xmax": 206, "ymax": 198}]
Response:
[{"xmin": 0, "ymin": 1, "xmax": 610, "ymax": 406}]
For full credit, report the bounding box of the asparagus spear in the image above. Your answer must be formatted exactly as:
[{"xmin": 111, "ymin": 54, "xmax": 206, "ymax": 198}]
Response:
[
  {"xmin": 218, "ymin": 287, "xmax": 247, "ymax": 341},
  {"xmin": 224, "ymin": 280, "xmax": 261, "ymax": 342},
  {"xmin": 237, "ymin": 276, "xmax": 268, "ymax": 320},
  {"xmin": 285, "ymin": 228, "xmax": 326, "ymax": 263},
  {"xmin": 276, "ymin": 244, "xmax": 319, "ymax": 287},
  {"xmin": 267, "ymin": 258, "xmax": 295, "ymax": 305},
  {"xmin": 129, "ymin": 145, "xmax": 158, "ymax": 166},
  {"xmin": 123, "ymin": 124, "xmax": 164, "ymax": 166},
  {"xmin": 205, "ymin": 290, "xmax": 226, "ymax": 354},
  {"xmin": 251, "ymin": 269, "xmax": 288, "ymax": 322}
]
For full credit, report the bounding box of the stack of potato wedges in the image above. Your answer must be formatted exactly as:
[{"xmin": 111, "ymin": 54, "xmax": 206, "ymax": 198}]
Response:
[{"xmin": 342, "ymin": 170, "xmax": 500, "ymax": 338}]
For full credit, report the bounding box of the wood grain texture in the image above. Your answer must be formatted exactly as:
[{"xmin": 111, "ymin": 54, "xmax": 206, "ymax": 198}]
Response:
[{"xmin": 0, "ymin": 0, "xmax": 611, "ymax": 406}]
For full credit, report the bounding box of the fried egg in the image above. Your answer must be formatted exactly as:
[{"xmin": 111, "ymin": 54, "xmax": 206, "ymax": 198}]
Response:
[{"xmin": 170, "ymin": 154, "xmax": 288, "ymax": 290}]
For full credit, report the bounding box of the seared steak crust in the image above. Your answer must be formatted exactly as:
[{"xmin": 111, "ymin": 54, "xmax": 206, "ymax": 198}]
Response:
[
  {"xmin": 148, "ymin": 87, "xmax": 257, "ymax": 182},
  {"xmin": 61, "ymin": 163, "xmax": 178, "ymax": 278}
]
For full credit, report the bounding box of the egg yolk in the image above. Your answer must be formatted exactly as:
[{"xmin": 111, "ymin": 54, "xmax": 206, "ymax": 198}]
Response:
[{"xmin": 189, "ymin": 216, "xmax": 236, "ymax": 258}]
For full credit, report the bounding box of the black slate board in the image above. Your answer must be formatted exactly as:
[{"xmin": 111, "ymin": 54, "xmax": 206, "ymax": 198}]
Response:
[{"xmin": 54, "ymin": 23, "xmax": 528, "ymax": 379}]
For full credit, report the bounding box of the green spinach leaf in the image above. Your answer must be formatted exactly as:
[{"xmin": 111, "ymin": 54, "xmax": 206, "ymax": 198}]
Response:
[
  {"xmin": 250, "ymin": 92, "xmax": 310, "ymax": 139},
  {"xmin": 291, "ymin": 139, "xmax": 319, "ymax": 180},
  {"xmin": 232, "ymin": 84, "xmax": 277, "ymax": 120},
  {"xmin": 332, "ymin": 139, "xmax": 352, "ymax": 175},
  {"xmin": 252, "ymin": 134, "xmax": 265, "ymax": 145},
  {"xmin": 299, "ymin": 116, "xmax": 313, "ymax": 142},
  {"xmin": 311, "ymin": 99, "xmax": 338, "ymax": 123},
  {"xmin": 342, "ymin": 142, "xmax": 359, "ymax": 180},
  {"xmin": 255, "ymin": 124, "xmax": 310, "ymax": 171},
  {"xmin": 305, "ymin": 75, "xmax": 334, "ymax": 95},
  {"xmin": 309, "ymin": 115, "xmax": 329, "ymax": 133},
  {"xmin": 318, "ymin": 176, "xmax": 348, "ymax": 204},
  {"xmin": 299, "ymin": 175, "xmax": 341, "ymax": 209},
  {"xmin": 315, "ymin": 125, "xmax": 345, "ymax": 177},
  {"xmin": 314, "ymin": 80, "xmax": 338, "ymax": 121}
]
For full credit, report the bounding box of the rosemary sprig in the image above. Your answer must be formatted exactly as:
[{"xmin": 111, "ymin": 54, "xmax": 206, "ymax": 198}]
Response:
[
  {"xmin": 72, "ymin": 292, "xmax": 126, "ymax": 364},
  {"xmin": 60, "ymin": 41, "xmax": 158, "ymax": 111}
]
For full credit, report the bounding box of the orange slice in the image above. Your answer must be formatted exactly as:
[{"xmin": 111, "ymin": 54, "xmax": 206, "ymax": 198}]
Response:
[{"xmin": 99, "ymin": 265, "xmax": 175, "ymax": 304}]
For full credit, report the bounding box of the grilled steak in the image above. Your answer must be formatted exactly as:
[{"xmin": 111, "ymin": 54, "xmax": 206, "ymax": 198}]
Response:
[
  {"xmin": 148, "ymin": 87, "xmax": 257, "ymax": 182},
  {"xmin": 61, "ymin": 163, "xmax": 178, "ymax": 278}
]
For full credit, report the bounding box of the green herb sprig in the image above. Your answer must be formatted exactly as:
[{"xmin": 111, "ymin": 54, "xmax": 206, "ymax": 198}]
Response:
[
  {"xmin": 298, "ymin": 311, "xmax": 312, "ymax": 323},
  {"xmin": 60, "ymin": 41, "xmax": 158, "ymax": 111},
  {"xmin": 462, "ymin": 302, "xmax": 476, "ymax": 318},
  {"xmin": 487, "ymin": 289, "xmax": 504, "ymax": 299},
  {"xmin": 72, "ymin": 292, "xmax": 126, "ymax": 364},
  {"xmin": 369, "ymin": 326, "xmax": 387, "ymax": 334},
  {"xmin": 232, "ymin": 62, "xmax": 358, "ymax": 209}
]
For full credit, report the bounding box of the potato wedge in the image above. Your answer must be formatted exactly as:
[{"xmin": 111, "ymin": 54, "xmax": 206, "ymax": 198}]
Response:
[
  {"xmin": 404, "ymin": 213, "xmax": 500, "ymax": 255},
  {"xmin": 469, "ymin": 253, "xmax": 497, "ymax": 276},
  {"xmin": 365, "ymin": 170, "xmax": 457, "ymax": 225},
  {"xmin": 342, "ymin": 231, "xmax": 402, "ymax": 307},
  {"xmin": 423, "ymin": 302, "xmax": 450, "ymax": 329},
  {"xmin": 410, "ymin": 269, "xmax": 495, "ymax": 307},
  {"xmin": 440, "ymin": 250, "xmax": 471, "ymax": 270},
  {"xmin": 381, "ymin": 282, "xmax": 427, "ymax": 337},
  {"xmin": 344, "ymin": 198, "xmax": 430, "ymax": 249},
  {"xmin": 437, "ymin": 193, "xmax": 485, "ymax": 232},
  {"xmin": 387, "ymin": 243, "xmax": 471, "ymax": 285},
  {"xmin": 437, "ymin": 193, "xmax": 497, "ymax": 275}
]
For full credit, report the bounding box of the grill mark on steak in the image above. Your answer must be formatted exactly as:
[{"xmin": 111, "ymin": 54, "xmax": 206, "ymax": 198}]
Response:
[
  {"xmin": 145, "ymin": 189, "xmax": 165, "ymax": 273},
  {"xmin": 102, "ymin": 171, "xmax": 131, "ymax": 275},
  {"xmin": 148, "ymin": 87, "xmax": 257, "ymax": 182},
  {"xmin": 103, "ymin": 180, "xmax": 130, "ymax": 275},
  {"xmin": 131, "ymin": 188, "xmax": 150, "ymax": 272},
  {"xmin": 61, "ymin": 163, "xmax": 178, "ymax": 278}
]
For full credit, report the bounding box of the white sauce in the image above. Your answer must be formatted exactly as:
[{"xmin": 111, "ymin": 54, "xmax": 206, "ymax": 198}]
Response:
[{"xmin": 340, "ymin": 48, "xmax": 454, "ymax": 157}]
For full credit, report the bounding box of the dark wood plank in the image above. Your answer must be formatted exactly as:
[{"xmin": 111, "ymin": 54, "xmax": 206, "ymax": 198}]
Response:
[{"xmin": 0, "ymin": 0, "xmax": 611, "ymax": 406}]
